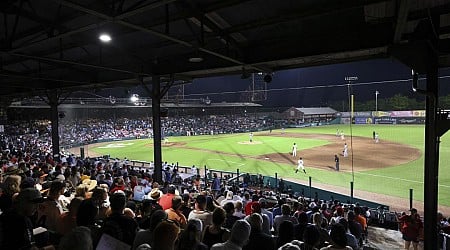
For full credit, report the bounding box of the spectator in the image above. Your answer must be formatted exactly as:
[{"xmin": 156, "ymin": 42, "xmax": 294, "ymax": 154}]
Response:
[
  {"xmin": 202, "ymin": 207, "xmax": 230, "ymax": 248},
  {"xmin": 312, "ymin": 212, "xmax": 331, "ymax": 248},
  {"xmin": 338, "ymin": 218, "xmax": 358, "ymax": 250},
  {"xmin": 233, "ymin": 200, "xmax": 246, "ymax": 219},
  {"xmin": 57, "ymin": 197, "xmax": 83, "ymax": 235},
  {"xmin": 211, "ymin": 220, "xmax": 251, "ymax": 250},
  {"xmin": 58, "ymin": 226, "xmax": 93, "ymax": 250},
  {"xmin": 133, "ymin": 210, "xmax": 167, "ymax": 249},
  {"xmin": 320, "ymin": 223, "xmax": 352, "ymax": 250},
  {"xmin": 0, "ymin": 188, "xmax": 45, "ymax": 249},
  {"xmin": 300, "ymin": 224, "xmax": 321, "ymax": 250},
  {"xmin": 259, "ymin": 198, "xmax": 274, "ymax": 231},
  {"xmin": 398, "ymin": 208, "xmax": 422, "ymax": 250},
  {"xmin": 188, "ymin": 195, "xmax": 213, "ymax": 227},
  {"xmin": 223, "ymin": 202, "xmax": 240, "ymax": 230},
  {"xmin": 102, "ymin": 191, "xmax": 138, "ymax": 246},
  {"xmin": 160, "ymin": 185, "xmax": 178, "ymax": 210},
  {"xmin": 274, "ymin": 204, "xmax": 299, "ymax": 234},
  {"xmin": 0, "ymin": 174, "xmax": 21, "ymax": 211},
  {"xmin": 37, "ymin": 180, "xmax": 65, "ymax": 232},
  {"xmin": 277, "ymin": 220, "xmax": 295, "ymax": 248},
  {"xmin": 244, "ymin": 213, "xmax": 276, "ymax": 250},
  {"xmin": 165, "ymin": 195, "xmax": 187, "ymax": 228},
  {"xmin": 177, "ymin": 219, "xmax": 208, "ymax": 250},
  {"xmin": 153, "ymin": 220, "xmax": 181, "ymax": 250}
]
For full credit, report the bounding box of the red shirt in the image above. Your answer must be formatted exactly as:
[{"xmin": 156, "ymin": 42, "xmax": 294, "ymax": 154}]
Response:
[{"xmin": 159, "ymin": 193, "xmax": 175, "ymax": 210}]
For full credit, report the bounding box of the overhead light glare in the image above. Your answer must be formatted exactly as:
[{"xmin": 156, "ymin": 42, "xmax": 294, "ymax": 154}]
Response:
[
  {"xmin": 189, "ymin": 57, "xmax": 203, "ymax": 63},
  {"xmin": 99, "ymin": 33, "xmax": 112, "ymax": 42}
]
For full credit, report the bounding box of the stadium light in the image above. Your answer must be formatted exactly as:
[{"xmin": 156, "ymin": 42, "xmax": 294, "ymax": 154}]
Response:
[
  {"xmin": 99, "ymin": 33, "xmax": 112, "ymax": 43},
  {"xmin": 130, "ymin": 94, "xmax": 139, "ymax": 103}
]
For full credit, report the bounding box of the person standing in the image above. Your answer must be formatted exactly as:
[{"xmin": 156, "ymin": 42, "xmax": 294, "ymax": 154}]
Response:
[
  {"xmin": 372, "ymin": 131, "xmax": 376, "ymax": 140},
  {"xmin": 292, "ymin": 143, "xmax": 298, "ymax": 157},
  {"xmin": 295, "ymin": 157, "xmax": 306, "ymax": 174},
  {"xmin": 335, "ymin": 154, "xmax": 340, "ymax": 171},
  {"xmin": 375, "ymin": 133, "xmax": 379, "ymax": 143},
  {"xmin": 398, "ymin": 208, "xmax": 422, "ymax": 250},
  {"xmin": 249, "ymin": 132, "xmax": 253, "ymax": 143},
  {"xmin": 343, "ymin": 143, "xmax": 348, "ymax": 158}
]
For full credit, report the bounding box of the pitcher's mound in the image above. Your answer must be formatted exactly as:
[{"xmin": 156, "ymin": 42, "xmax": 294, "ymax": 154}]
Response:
[{"xmin": 238, "ymin": 141, "xmax": 262, "ymax": 145}]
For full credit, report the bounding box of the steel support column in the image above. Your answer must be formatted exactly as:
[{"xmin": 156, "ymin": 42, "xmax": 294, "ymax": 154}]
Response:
[
  {"xmin": 152, "ymin": 75, "xmax": 163, "ymax": 183},
  {"xmin": 424, "ymin": 49, "xmax": 439, "ymax": 250},
  {"xmin": 49, "ymin": 91, "xmax": 60, "ymax": 161}
]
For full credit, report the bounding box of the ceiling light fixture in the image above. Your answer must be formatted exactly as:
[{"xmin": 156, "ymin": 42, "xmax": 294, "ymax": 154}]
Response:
[
  {"xmin": 188, "ymin": 56, "xmax": 203, "ymax": 63},
  {"xmin": 99, "ymin": 33, "xmax": 112, "ymax": 43}
]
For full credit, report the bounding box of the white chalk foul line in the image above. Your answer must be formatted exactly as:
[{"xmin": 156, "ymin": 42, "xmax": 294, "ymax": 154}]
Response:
[
  {"xmin": 350, "ymin": 171, "xmax": 450, "ymax": 189},
  {"xmin": 207, "ymin": 159, "xmax": 245, "ymax": 167}
]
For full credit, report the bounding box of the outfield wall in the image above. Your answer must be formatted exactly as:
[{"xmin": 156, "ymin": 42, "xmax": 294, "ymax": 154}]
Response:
[{"xmin": 339, "ymin": 110, "xmax": 426, "ymax": 124}]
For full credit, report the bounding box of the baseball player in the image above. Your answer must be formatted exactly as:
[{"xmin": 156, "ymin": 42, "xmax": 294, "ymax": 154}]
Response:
[
  {"xmin": 343, "ymin": 143, "xmax": 348, "ymax": 157},
  {"xmin": 295, "ymin": 157, "xmax": 306, "ymax": 174},
  {"xmin": 375, "ymin": 133, "xmax": 379, "ymax": 143},
  {"xmin": 292, "ymin": 143, "xmax": 297, "ymax": 157},
  {"xmin": 249, "ymin": 132, "xmax": 253, "ymax": 143}
]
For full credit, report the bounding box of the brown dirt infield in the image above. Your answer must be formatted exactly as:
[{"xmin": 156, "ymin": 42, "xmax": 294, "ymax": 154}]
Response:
[{"xmin": 260, "ymin": 133, "xmax": 421, "ymax": 171}]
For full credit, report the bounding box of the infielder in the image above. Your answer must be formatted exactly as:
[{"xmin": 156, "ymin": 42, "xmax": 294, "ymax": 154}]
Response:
[
  {"xmin": 249, "ymin": 132, "xmax": 253, "ymax": 143},
  {"xmin": 292, "ymin": 143, "xmax": 297, "ymax": 157},
  {"xmin": 343, "ymin": 142, "xmax": 348, "ymax": 157},
  {"xmin": 375, "ymin": 133, "xmax": 379, "ymax": 143},
  {"xmin": 295, "ymin": 157, "xmax": 306, "ymax": 174}
]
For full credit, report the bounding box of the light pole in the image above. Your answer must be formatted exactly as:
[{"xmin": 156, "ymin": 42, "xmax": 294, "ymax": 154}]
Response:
[{"xmin": 375, "ymin": 90, "xmax": 380, "ymax": 112}]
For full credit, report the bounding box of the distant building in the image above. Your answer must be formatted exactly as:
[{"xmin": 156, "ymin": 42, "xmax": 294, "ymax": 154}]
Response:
[{"xmin": 283, "ymin": 107, "xmax": 337, "ymax": 123}]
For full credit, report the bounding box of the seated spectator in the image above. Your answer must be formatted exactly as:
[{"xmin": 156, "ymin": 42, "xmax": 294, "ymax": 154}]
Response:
[
  {"xmin": 211, "ymin": 220, "xmax": 251, "ymax": 250},
  {"xmin": 294, "ymin": 210, "xmax": 311, "ymax": 241},
  {"xmin": 133, "ymin": 210, "xmax": 167, "ymax": 249},
  {"xmin": 233, "ymin": 200, "xmax": 246, "ymax": 218},
  {"xmin": 244, "ymin": 213, "xmax": 276, "ymax": 250},
  {"xmin": 223, "ymin": 201, "xmax": 240, "ymax": 230},
  {"xmin": 202, "ymin": 207, "xmax": 230, "ymax": 248},
  {"xmin": 277, "ymin": 220, "xmax": 295, "ymax": 248},
  {"xmin": 153, "ymin": 220, "xmax": 181, "ymax": 250},
  {"xmin": 338, "ymin": 219, "xmax": 358, "ymax": 250},
  {"xmin": 0, "ymin": 188, "xmax": 46, "ymax": 249},
  {"xmin": 58, "ymin": 226, "xmax": 93, "ymax": 250},
  {"xmin": 166, "ymin": 195, "xmax": 187, "ymax": 229},
  {"xmin": 160, "ymin": 185, "xmax": 177, "ymax": 210},
  {"xmin": 320, "ymin": 223, "xmax": 352, "ymax": 250},
  {"xmin": 188, "ymin": 195, "xmax": 213, "ymax": 227},
  {"xmin": 299, "ymin": 224, "xmax": 321, "ymax": 250},
  {"xmin": 57, "ymin": 197, "xmax": 83, "ymax": 235},
  {"xmin": 0, "ymin": 174, "xmax": 21, "ymax": 212},
  {"xmin": 312, "ymin": 212, "xmax": 331, "ymax": 248},
  {"xmin": 177, "ymin": 219, "xmax": 208, "ymax": 250},
  {"xmin": 101, "ymin": 191, "xmax": 138, "ymax": 246},
  {"xmin": 274, "ymin": 204, "xmax": 299, "ymax": 234},
  {"xmin": 180, "ymin": 193, "xmax": 192, "ymax": 219},
  {"xmin": 37, "ymin": 180, "xmax": 65, "ymax": 232}
]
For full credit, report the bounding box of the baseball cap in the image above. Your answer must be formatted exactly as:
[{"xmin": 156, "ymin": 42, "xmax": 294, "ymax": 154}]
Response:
[{"xmin": 16, "ymin": 188, "xmax": 45, "ymax": 203}]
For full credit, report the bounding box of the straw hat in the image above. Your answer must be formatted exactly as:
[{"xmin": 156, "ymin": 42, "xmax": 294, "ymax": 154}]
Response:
[
  {"xmin": 149, "ymin": 188, "xmax": 163, "ymax": 200},
  {"xmin": 82, "ymin": 179, "xmax": 98, "ymax": 192}
]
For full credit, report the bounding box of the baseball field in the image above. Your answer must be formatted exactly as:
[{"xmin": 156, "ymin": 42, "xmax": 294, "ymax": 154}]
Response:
[{"xmin": 88, "ymin": 124, "xmax": 450, "ymax": 211}]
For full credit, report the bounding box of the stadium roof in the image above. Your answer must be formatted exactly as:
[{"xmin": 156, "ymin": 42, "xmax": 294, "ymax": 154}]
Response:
[
  {"xmin": 295, "ymin": 107, "xmax": 337, "ymax": 115},
  {"xmin": 2, "ymin": 1, "xmax": 450, "ymax": 100}
]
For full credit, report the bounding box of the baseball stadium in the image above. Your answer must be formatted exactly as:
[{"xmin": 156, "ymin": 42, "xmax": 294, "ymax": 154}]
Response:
[{"xmin": 3, "ymin": 1, "xmax": 450, "ymax": 250}]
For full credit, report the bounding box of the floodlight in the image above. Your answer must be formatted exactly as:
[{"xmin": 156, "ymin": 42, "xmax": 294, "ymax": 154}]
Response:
[
  {"xmin": 99, "ymin": 33, "xmax": 112, "ymax": 43},
  {"xmin": 130, "ymin": 94, "xmax": 139, "ymax": 103}
]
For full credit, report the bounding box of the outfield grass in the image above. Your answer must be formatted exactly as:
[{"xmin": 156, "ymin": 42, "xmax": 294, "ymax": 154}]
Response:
[{"xmin": 91, "ymin": 124, "xmax": 450, "ymax": 207}]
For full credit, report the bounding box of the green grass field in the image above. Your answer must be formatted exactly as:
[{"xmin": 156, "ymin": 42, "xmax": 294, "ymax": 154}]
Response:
[{"xmin": 91, "ymin": 124, "xmax": 450, "ymax": 207}]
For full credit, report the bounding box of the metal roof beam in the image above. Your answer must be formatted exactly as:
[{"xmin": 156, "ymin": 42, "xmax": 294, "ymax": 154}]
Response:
[
  {"xmin": 52, "ymin": 0, "xmax": 267, "ymax": 72},
  {"xmin": 393, "ymin": 0, "xmax": 410, "ymax": 43}
]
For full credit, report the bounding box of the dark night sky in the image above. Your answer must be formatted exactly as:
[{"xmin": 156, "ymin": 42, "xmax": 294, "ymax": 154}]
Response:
[
  {"xmin": 182, "ymin": 58, "xmax": 450, "ymax": 107},
  {"xmin": 109, "ymin": 58, "xmax": 450, "ymax": 108}
]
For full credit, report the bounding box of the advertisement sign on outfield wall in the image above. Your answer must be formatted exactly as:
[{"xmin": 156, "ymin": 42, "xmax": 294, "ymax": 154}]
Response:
[
  {"xmin": 374, "ymin": 117, "xmax": 397, "ymax": 124},
  {"xmin": 355, "ymin": 117, "xmax": 373, "ymax": 124}
]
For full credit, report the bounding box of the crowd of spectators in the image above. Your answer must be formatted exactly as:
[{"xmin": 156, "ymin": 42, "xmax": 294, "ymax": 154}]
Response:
[{"xmin": 2, "ymin": 115, "xmax": 274, "ymax": 150}]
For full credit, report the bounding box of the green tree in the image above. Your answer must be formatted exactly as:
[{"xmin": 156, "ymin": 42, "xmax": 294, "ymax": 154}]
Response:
[{"xmin": 389, "ymin": 94, "xmax": 410, "ymax": 110}]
